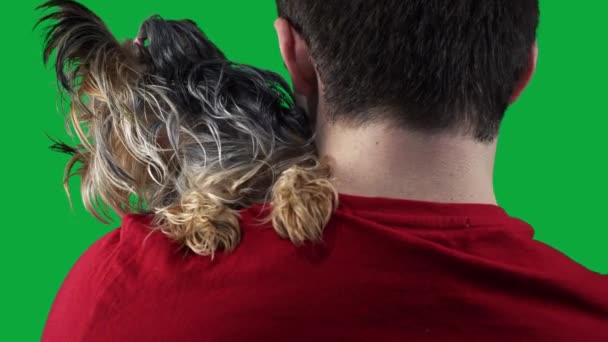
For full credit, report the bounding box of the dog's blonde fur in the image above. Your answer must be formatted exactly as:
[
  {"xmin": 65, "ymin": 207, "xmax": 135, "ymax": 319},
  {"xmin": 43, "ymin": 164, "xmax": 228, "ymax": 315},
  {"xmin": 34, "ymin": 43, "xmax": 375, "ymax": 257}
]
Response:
[{"xmin": 38, "ymin": 0, "xmax": 338, "ymax": 257}]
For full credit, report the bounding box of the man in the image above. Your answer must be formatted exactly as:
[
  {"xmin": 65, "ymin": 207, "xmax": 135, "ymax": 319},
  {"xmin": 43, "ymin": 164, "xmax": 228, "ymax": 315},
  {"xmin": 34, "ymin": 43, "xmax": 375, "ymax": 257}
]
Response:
[
  {"xmin": 272, "ymin": 0, "xmax": 607, "ymax": 339},
  {"xmin": 43, "ymin": 1, "xmax": 608, "ymax": 341}
]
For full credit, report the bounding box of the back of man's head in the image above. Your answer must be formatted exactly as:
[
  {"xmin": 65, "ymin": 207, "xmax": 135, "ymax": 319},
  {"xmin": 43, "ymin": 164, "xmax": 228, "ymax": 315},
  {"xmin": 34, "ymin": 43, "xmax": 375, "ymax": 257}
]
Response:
[{"xmin": 276, "ymin": 0, "xmax": 540, "ymax": 142}]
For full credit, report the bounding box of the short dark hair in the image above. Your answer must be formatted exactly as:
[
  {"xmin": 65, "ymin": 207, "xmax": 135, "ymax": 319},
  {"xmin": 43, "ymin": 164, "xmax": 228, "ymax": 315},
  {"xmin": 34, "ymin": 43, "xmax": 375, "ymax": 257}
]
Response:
[{"xmin": 276, "ymin": 0, "xmax": 540, "ymax": 142}]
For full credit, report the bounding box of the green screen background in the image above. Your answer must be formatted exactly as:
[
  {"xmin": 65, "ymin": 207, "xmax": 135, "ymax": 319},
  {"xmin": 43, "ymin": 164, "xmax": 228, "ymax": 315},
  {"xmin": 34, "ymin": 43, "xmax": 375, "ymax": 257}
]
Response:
[{"xmin": 0, "ymin": 0, "xmax": 606, "ymax": 339}]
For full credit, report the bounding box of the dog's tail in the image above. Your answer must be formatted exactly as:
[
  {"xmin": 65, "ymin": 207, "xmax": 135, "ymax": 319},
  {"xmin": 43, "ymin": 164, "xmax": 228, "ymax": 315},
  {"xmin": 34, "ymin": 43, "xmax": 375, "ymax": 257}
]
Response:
[{"xmin": 37, "ymin": 0, "xmax": 150, "ymax": 221}]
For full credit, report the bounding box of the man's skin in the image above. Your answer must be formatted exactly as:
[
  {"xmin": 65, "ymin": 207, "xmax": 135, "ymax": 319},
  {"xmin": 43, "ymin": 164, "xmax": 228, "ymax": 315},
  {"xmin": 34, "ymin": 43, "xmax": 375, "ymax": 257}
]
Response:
[{"xmin": 274, "ymin": 19, "xmax": 539, "ymax": 206}]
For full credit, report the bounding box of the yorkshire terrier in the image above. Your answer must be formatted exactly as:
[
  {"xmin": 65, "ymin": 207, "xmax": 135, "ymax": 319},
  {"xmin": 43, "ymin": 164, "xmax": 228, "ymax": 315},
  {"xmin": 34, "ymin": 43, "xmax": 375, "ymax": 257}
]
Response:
[{"xmin": 36, "ymin": 0, "xmax": 338, "ymax": 257}]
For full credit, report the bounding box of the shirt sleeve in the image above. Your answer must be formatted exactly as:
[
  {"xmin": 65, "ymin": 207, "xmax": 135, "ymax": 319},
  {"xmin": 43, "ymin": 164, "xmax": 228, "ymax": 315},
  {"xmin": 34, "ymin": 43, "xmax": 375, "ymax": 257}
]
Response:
[{"xmin": 41, "ymin": 226, "xmax": 123, "ymax": 342}]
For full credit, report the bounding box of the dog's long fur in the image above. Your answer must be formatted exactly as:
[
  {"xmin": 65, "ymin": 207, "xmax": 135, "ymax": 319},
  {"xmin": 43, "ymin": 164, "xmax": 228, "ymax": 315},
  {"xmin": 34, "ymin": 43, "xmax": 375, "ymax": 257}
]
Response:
[{"xmin": 36, "ymin": 0, "xmax": 338, "ymax": 257}]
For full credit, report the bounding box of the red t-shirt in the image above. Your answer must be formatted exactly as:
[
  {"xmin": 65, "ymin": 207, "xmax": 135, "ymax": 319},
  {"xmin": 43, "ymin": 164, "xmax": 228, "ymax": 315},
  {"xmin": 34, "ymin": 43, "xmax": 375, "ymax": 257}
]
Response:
[{"xmin": 43, "ymin": 193, "xmax": 608, "ymax": 341}]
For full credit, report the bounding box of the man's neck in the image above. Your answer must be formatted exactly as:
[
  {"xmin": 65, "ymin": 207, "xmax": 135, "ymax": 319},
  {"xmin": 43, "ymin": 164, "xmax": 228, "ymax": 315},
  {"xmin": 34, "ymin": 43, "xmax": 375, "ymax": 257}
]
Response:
[{"xmin": 316, "ymin": 120, "xmax": 498, "ymax": 205}]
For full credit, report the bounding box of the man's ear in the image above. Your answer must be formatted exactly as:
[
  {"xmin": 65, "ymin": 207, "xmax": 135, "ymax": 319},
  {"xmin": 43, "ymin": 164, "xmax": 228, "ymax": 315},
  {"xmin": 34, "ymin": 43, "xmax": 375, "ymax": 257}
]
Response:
[
  {"xmin": 510, "ymin": 41, "xmax": 538, "ymax": 104},
  {"xmin": 274, "ymin": 18, "xmax": 317, "ymax": 96}
]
